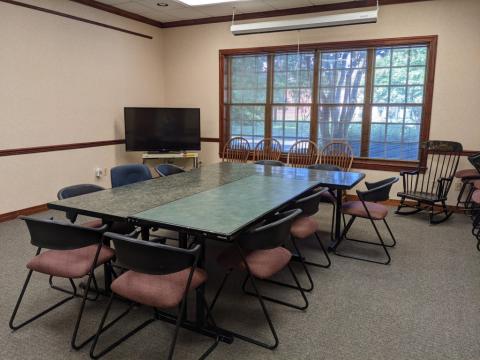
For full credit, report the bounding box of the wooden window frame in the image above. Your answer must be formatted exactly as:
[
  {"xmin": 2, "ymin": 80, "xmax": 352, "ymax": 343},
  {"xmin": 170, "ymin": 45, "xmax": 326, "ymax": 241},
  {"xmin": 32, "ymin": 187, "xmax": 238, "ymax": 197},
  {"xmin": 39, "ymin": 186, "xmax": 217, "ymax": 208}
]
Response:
[{"xmin": 219, "ymin": 35, "xmax": 438, "ymax": 172}]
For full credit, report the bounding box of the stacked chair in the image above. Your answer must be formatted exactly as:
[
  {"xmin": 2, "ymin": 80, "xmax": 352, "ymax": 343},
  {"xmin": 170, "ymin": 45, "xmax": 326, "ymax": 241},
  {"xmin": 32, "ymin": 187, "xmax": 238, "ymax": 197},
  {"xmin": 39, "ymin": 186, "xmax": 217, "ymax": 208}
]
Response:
[
  {"xmin": 311, "ymin": 141, "xmax": 354, "ymax": 242},
  {"xmin": 286, "ymin": 140, "xmax": 319, "ymax": 168},
  {"xmin": 253, "ymin": 138, "xmax": 282, "ymax": 162},
  {"xmin": 222, "ymin": 137, "xmax": 250, "ymax": 163}
]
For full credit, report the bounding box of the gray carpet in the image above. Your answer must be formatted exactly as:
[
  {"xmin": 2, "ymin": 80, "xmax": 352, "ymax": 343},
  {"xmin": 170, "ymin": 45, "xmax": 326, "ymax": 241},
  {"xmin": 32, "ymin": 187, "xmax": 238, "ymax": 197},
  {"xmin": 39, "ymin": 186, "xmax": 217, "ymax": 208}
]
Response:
[{"xmin": 0, "ymin": 206, "xmax": 479, "ymax": 360}]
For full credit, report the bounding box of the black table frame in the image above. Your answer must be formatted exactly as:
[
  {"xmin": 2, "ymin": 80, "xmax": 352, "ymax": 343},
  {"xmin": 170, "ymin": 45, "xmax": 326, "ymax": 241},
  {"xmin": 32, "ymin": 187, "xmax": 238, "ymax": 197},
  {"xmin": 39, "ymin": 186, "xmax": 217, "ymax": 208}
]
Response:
[{"xmin": 47, "ymin": 164, "xmax": 365, "ymax": 346}]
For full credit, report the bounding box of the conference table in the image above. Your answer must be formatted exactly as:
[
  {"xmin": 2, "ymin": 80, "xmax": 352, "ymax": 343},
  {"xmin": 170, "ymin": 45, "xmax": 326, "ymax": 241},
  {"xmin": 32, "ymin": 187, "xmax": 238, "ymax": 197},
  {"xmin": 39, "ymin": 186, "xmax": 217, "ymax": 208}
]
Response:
[{"xmin": 48, "ymin": 162, "xmax": 365, "ymax": 343}]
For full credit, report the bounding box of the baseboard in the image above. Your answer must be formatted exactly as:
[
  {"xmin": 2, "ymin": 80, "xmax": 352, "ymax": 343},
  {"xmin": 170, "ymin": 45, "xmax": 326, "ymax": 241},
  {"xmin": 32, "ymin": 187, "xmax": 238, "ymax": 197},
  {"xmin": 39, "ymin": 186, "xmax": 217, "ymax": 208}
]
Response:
[{"xmin": 0, "ymin": 204, "xmax": 48, "ymax": 223}]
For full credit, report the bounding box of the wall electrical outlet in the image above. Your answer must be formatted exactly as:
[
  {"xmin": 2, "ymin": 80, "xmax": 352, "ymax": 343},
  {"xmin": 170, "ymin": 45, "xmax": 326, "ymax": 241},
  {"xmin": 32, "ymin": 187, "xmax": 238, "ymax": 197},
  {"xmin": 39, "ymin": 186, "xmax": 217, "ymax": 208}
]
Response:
[{"xmin": 95, "ymin": 167, "xmax": 104, "ymax": 178}]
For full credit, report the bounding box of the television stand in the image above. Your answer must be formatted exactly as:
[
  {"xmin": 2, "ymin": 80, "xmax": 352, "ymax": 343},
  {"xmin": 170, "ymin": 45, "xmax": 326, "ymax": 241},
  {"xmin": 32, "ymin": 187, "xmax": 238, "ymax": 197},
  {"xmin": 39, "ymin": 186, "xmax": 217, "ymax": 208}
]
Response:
[{"xmin": 142, "ymin": 152, "xmax": 199, "ymax": 168}]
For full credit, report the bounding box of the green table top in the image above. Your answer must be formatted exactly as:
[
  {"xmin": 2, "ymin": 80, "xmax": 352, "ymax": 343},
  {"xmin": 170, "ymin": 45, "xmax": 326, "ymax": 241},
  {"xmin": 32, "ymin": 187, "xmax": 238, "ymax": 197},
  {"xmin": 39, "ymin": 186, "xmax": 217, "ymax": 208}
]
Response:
[
  {"xmin": 131, "ymin": 175, "xmax": 321, "ymax": 239},
  {"xmin": 48, "ymin": 163, "xmax": 365, "ymax": 226}
]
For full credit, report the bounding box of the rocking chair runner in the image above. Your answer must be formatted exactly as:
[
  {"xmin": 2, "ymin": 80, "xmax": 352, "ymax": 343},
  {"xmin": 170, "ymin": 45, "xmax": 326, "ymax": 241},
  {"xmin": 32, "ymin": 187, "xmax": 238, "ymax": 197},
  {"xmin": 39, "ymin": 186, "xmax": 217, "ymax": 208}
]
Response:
[{"xmin": 396, "ymin": 140, "xmax": 463, "ymax": 224}]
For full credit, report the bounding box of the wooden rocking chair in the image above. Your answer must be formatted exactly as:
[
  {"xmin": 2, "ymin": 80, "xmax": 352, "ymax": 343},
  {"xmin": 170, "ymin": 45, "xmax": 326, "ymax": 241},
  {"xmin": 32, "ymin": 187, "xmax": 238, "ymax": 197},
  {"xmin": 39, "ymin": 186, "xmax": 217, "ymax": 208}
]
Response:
[{"xmin": 396, "ymin": 140, "xmax": 463, "ymax": 224}]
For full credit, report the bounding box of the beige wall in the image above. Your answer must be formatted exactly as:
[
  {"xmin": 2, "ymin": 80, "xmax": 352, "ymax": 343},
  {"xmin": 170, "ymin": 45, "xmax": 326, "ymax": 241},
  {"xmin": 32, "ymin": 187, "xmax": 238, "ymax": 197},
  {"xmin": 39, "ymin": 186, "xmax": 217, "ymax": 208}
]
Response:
[
  {"xmin": 162, "ymin": 0, "xmax": 480, "ymax": 201},
  {"xmin": 0, "ymin": 0, "xmax": 164, "ymax": 213},
  {"xmin": 1, "ymin": 0, "xmax": 479, "ymax": 214}
]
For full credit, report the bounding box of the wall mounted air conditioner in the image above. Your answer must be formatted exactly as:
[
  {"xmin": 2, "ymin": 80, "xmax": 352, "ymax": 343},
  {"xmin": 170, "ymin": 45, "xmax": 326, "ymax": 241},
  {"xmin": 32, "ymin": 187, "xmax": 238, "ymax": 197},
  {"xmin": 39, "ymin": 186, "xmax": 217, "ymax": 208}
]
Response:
[{"xmin": 230, "ymin": 9, "xmax": 378, "ymax": 36}]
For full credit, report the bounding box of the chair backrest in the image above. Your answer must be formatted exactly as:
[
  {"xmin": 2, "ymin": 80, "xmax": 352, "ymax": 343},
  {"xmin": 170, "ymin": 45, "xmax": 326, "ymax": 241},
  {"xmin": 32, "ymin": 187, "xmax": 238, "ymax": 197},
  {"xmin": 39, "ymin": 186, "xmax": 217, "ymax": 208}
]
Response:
[
  {"xmin": 238, "ymin": 209, "xmax": 301, "ymax": 251},
  {"xmin": 254, "ymin": 160, "xmax": 285, "ymax": 167},
  {"xmin": 105, "ymin": 232, "xmax": 200, "ymax": 275},
  {"xmin": 415, "ymin": 140, "xmax": 463, "ymax": 197},
  {"xmin": 308, "ymin": 164, "xmax": 341, "ymax": 172},
  {"xmin": 21, "ymin": 216, "xmax": 106, "ymax": 250},
  {"xmin": 155, "ymin": 164, "xmax": 185, "ymax": 177},
  {"xmin": 289, "ymin": 189, "xmax": 328, "ymax": 217},
  {"xmin": 357, "ymin": 177, "xmax": 399, "ymax": 203},
  {"xmin": 253, "ymin": 138, "xmax": 282, "ymax": 161},
  {"xmin": 57, "ymin": 184, "xmax": 105, "ymax": 200},
  {"xmin": 111, "ymin": 164, "xmax": 152, "ymax": 188},
  {"xmin": 320, "ymin": 141, "xmax": 354, "ymax": 171},
  {"xmin": 287, "ymin": 140, "xmax": 319, "ymax": 168},
  {"xmin": 468, "ymin": 153, "xmax": 480, "ymax": 173},
  {"xmin": 222, "ymin": 137, "xmax": 250, "ymax": 163}
]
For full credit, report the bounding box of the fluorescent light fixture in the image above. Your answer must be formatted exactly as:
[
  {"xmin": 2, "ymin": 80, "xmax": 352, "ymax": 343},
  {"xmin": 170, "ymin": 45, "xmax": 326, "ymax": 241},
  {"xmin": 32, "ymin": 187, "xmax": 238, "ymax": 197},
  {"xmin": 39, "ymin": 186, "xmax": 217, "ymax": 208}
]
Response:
[
  {"xmin": 231, "ymin": 9, "xmax": 378, "ymax": 35},
  {"xmin": 177, "ymin": 0, "xmax": 240, "ymax": 5}
]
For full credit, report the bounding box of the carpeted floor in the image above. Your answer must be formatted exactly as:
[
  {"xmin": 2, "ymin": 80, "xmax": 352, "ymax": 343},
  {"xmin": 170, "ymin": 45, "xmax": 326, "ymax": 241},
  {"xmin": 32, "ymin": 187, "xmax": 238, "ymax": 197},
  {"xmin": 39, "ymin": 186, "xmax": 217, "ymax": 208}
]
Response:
[{"xmin": 0, "ymin": 206, "xmax": 479, "ymax": 360}]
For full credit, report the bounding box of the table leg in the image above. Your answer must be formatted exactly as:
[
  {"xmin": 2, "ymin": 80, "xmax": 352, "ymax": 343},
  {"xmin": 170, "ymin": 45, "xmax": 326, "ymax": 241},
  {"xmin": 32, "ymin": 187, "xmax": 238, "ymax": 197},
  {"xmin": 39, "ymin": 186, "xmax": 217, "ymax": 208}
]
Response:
[
  {"xmin": 195, "ymin": 236, "xmax": 206, "ymax": 328},
  {"xmin": 140, "ymin": 226, "xmax": 150, "ymax": 240},
  {"xmin": 328, "ymin": 190, "xmax": 343, "ymax": 251}
]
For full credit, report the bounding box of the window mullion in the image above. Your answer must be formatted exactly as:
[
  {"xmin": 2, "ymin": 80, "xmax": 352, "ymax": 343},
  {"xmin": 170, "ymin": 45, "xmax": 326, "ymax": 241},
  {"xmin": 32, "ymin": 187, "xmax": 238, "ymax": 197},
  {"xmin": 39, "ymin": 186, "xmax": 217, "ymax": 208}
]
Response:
[
  {"xmin": 360, "ymin": 48, "xmax": 375, "ymax": 158},
  {"xmin": 310, "ymin": 50, "xmax": 320, "ymax": 144},
  {"xmin": 265, "ymin": 54, "xmax": 274, "ymax": 141}
]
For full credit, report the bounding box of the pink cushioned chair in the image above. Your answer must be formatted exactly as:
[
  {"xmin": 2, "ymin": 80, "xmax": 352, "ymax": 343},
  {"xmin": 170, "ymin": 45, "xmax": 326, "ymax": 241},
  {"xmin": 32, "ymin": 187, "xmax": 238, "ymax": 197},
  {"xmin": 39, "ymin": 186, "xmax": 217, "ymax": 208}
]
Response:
[
  {"xmin": 209, "ymin": 209, "xmax": 307, "ymax": 350},
  {"xmin": 89, "ymin": 232, "xmax": 218, "ymax": 360},
  {"xmin": 276, "ymin": 188, "xmax": 332, "ymax": 293},
  {"xmin": 9, "ymin": 216, "xmax": 112, "ymax": 351},
  {"xmin": 57, "ymin": 183, "xmax": 136, "ymax": 234},
  {"xmin": 333, "ymin": 177, "xmax": 399, "ymax": 265}
]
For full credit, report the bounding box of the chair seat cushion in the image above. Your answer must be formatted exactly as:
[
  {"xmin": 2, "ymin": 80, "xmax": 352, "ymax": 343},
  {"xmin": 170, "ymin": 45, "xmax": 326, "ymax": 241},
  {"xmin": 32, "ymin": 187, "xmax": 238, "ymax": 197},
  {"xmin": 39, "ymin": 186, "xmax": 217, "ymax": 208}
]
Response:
[
  {"xmin": 111, "ymin": 268, "xmax": 207, "ymax": 309},
  {"xmin": 27, "ymin": 245, "xmax": 115, "ymax": 279},
  {"xmin": 455, "ymin": 169, "xmax": 479, "ymax": 179},
  {"xmin": 81, "ymin": 219, "xmax": 135, "ymax": 235},
  {"xmin": 473, "ymin": 180, "xmax": 480, "ymax": 190},
  {"xmin": 217, "ymin": 246, "xmax": 291, "ymax": 279},
  {"xmin": 82, "ymin": 219, "xmax": 104, "ymax": 228},
  {"xmin": 291, "ymin": 216, "xmax": 319, "ymax": 239},
  {"xmin": 472, "ymin": 190, "xmax": 480, "ymax": 204},
  {"xmin": 342, "ymin": 201, "xmax": 388, "ymax": 220}
]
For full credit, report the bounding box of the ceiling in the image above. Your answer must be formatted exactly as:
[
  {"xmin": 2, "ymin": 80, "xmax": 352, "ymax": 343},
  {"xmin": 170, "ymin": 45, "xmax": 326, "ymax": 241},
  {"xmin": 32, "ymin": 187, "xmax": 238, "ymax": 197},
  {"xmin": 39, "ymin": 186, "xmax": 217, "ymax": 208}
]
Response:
[{"xmin": 96, "ymin": 0, "xmax": 349, "ymax": 23}]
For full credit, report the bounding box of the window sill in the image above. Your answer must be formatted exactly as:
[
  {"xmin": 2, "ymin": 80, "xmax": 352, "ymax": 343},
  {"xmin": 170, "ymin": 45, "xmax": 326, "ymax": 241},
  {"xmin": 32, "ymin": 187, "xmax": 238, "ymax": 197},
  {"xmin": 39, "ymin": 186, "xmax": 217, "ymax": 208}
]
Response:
[
  {"xmin": 352, "ymin": 158, "xmax": 419, "ymax": 172},
  {"xmin": 218, "ymin": 151, "xmax": 419, "ymax": 173}
]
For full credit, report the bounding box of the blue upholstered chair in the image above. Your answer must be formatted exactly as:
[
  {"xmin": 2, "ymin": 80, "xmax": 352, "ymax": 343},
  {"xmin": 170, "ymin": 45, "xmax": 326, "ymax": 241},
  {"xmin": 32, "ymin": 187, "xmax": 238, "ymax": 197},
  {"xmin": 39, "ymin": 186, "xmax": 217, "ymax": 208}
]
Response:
[{"xmin": 110, "ymin": 164, "xmax": 152, "ymax": 188}]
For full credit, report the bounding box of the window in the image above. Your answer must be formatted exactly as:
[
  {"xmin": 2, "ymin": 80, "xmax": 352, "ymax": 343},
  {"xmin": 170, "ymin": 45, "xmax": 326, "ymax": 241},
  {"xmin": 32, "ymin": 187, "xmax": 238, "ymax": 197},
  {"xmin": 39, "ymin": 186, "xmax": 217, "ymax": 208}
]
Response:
[{"xmin": 220, "ymin": 36, "xmax": 436, "ymax": 169}]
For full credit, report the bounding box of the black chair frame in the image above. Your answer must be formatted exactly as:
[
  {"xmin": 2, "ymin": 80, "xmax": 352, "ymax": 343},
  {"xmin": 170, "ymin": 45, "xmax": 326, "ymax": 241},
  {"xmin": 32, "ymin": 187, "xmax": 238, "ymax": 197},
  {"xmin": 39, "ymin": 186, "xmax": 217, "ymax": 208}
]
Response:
[
  {"xmin": 155, "ymin": 164, "xmax": 186, "ymax": 177},
  {"xmin": 396, "ymin": 141, "xmax": 462, "ymax": 224},
  {"xmin": 266, "ymin": 189, "xmax": 332, "ymax": 293},
  {"xmin": 9, "ymin": 217, "xmax": 109, "ymax": 350},
  {"xmin": 334, "ymin": 177, "xmax": 399, "ymax": 265},
  {"xmin": 209, "ymin": 209, "xmax": 307, "ymax": 350},
  {"xmin": 254, "ymin": 160, "xmax": 285, "ymax": 167},
  {"xmin": 460, "ymin": 153, "xmax": 480, "ymax": 213},
  {"xmin": 308, "ymin": 164, "xmax": 342, "ymax": 243},
  {"xmin": 90, "ymin": 233, "xmax": 219, "ymax": 360}
]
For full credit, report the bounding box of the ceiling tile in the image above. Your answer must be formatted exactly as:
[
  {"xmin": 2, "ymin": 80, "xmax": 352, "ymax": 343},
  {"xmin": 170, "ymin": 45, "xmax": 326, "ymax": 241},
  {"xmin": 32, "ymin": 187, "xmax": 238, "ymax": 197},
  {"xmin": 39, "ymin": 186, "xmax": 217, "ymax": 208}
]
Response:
[
  {"xmin": 155, "ymin": 6, "xmax": 213, "ymax": 19},
  {"xmin": 141, "ymin": 0, "xmax": 188, "ymax": 10},
  {"xmin": 113, "ymin": 1, "xmax": 153, "ymax": 15},
  {"xmin": 94, "ymin": 0, "xmax": 352, "ymax": 22},
  {"xmin": 233, "ymin": 1, "xmax": 275, "ymax": 13}
]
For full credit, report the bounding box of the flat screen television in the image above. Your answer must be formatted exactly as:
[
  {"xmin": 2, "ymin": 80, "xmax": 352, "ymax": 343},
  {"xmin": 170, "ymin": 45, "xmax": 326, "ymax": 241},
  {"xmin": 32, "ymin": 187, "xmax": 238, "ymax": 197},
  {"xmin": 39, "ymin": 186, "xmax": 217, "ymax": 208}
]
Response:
[{"xmin": 124, "ymin": 107, "xmax": 201, "ymax": 152}]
